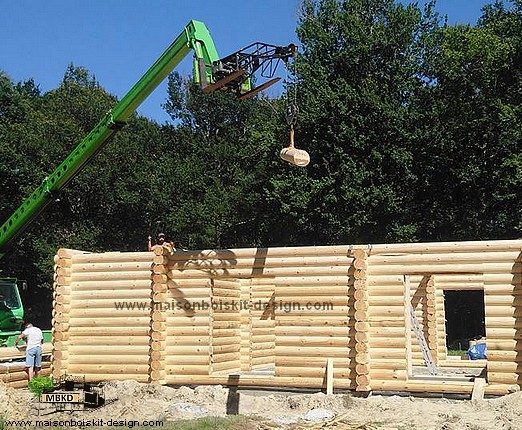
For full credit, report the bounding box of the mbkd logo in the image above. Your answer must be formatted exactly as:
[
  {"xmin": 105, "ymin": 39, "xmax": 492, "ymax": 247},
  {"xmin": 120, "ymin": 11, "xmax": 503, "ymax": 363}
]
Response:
[{"xmin": 40, "ymin": 392, "xmax": 82, "ymax": 403}]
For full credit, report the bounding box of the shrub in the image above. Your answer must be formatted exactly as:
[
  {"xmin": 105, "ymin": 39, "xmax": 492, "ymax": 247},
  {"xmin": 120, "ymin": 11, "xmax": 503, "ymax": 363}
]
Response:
[{"xmin": 27, "ymin": 376, "xmax": 54, "ymax": 398}]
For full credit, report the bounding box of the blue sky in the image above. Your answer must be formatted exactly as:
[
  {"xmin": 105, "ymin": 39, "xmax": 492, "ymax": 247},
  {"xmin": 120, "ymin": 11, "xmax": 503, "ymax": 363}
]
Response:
[{"xmin": 1, "ymin": 1, "xmax": 494, "ymax": 124}]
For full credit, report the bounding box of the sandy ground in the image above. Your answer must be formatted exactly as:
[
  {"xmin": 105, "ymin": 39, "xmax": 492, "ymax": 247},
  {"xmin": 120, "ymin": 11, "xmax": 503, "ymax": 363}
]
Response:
[{"xmin": 1, "ymin": 380, "xmax": 522, "ymax": 429}]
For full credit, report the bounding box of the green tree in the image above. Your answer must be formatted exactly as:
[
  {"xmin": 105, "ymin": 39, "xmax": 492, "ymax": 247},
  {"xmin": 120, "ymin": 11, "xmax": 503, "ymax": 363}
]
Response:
[
  {"xmin": 290, "ymin": 0, "xmax": 441, "ymax": 244},
  {"xmin": 411, "ymin": 0, "xmax": 522, "ymax": 240}
]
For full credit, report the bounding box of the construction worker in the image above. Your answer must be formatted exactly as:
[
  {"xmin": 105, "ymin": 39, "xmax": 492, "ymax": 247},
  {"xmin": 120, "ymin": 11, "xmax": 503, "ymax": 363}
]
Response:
[
  {"xmin": 147, "ymin": 232, "xmax": 175, "ymax": 252},
  {"xmin": 14, "ymin": 322, "xmax": 43, "ymax": 381}
]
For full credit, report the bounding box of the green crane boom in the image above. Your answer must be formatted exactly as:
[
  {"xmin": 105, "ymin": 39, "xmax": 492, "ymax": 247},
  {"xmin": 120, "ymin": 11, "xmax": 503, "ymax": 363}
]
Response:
[{"xmin": 0, "ymin": 20, "xmax": 297, "ymax": 258}]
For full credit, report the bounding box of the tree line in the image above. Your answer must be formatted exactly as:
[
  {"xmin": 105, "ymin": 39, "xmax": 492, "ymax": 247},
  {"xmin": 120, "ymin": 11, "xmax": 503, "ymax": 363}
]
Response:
[{"xmin": 1, "ymin": 1, "xmax": 521, "ymax": 321}]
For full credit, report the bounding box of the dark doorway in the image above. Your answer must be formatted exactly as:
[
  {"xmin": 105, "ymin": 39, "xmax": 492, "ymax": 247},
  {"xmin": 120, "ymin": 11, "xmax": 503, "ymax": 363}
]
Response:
[{"xmin": 444, "ymin": 290, "xmax": 485, "ymax": 350}]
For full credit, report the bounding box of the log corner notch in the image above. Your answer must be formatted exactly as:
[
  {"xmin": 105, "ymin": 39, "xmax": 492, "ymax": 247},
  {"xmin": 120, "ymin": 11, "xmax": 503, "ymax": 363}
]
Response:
[
  {"xmin": 52, "ymin": 248, "xmax": 90, "ymax": 380},
  {"xmin": 149, "ymin": 247, "xmax": 168, "ymax": 384},
  {"xmin": 353, "ymin": 248, "xmax": 371, "ymax": 392}
]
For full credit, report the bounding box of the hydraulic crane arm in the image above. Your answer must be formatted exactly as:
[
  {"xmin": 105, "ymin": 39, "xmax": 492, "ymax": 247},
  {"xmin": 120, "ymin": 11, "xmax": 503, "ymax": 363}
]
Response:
[{"xmin": 0, "ymin": 20, "xmax": 297, "ymax": 258}]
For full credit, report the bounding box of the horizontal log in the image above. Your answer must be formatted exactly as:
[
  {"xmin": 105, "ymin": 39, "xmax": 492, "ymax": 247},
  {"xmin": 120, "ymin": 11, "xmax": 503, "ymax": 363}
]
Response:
[
  {"xmin": 212, "ymin": 288, "xmax": 241, "ymax": 299},
  {"xmin": 70, "ymin": 290, "xmax": 151, "ymax": 300},
  {"xmin": 71, "ymin": 271, "xmax": 152, "ymax": 282},
  {"xmin": 168, "ymin": 336, "xmax": 210, "ymax": 346},
  {"xmin": 268, "ymin": 355, "xmax": 355, "ymax": 369},
  {"xmin": 275, "ymin": 336, "xmax": 350, "ymax": 348},
  {"xmin": 167, "ymin": 278, "xmax": 212, "ymax": 288},
  {"xmin": 168, "ymin": 266, "xmax": 360, "ymax": 279},
  {"xmin": 275, "ymin": 356, "xmax": 348, "ymax": 369},
  {"xmin": 58, "ymin": 248, "xmax": 90, "ymax": 258},
  {"xmin": 68, "ymin": 345, "xmax": 149, "ymax": 355},
  {"xmin": 487, "ymin": 372, "xmax": 521, "ymax": 385},
  {"xmin": 486, "ymin": 328, "xmax": 522, "ymax": 339},
  {"xmin": 67, "ymin": 316, "xmax": 150, "ymax": 327},
  {"xmin": 54, "ymin": 257, "xmax": 73, "ymax": 267},
  {"xmin": 69, "ymin": 308, "xmax": 149, "ymax": 318},
  {"xmin": 66, "ymin": 364, "xmax": 149, "ymax": 374},
  {"xmin": 485, "ymin": 308, "xmax": 522, "ymax": 317},
  {"xmin": 68, "ymin": 327, "xmax": 150, "ymax": 336},
  {"xmin": 250, "ymin": 335, "xmax": 275, "ymax": 344},
  {"xmin": 211, "ymin": 361, "xmax": 240, "ymax": 373},
  {"xmin": 275, "ymin": 318, "xmax": 350, "ymax": 327},
  {"xmin": 164, "ymin": 374, "xmax": 355, "ymax": 390},
  {"xmin": 0, "ymin": 343, "xmax": 52, "ymax": 360},
  {"xmin": 67, "ymin": 354, "xmax": 149, "ymax": 365},
  {"xmin": 251, "ymin": 357, "xmax": 275, "ymax": 367},
  {"xmin": 485, "ymin": 296, "xmax": 522, "ymax": 306},
  {"xmin": 487, "ymin": 361, "xmax": 522, "ymax": 373},
  {"xmin": 167, "ymin": 242, "xmax": 518, "ymax": 265},
  {"xmin": 275, "ymin": 367, "xmax": 355, "ymax": 379},
  {"xmin": 171, "ymin": 255, "xmax": 354, "ymax": 270},
  {"xmin": 65, "ymin": 373, "xmax": 150, "ymax": 383},
  {"xmin": 275, "ymin": 346, "xmax": 355, "ymax": 358},
  {"xmin": 68, "ymin": 335, "xmax": 150, "ymax": 347},
  {"xmin": 368, "ymin": 262, "xmax": 522, "ymax": 275},
  {"xmin": 165, "ymin": 346, "xmax": 210, "ymax": 355},
  {"xmin": 275, "ymin": 326, "xmax": 351, "ymax": 337},
  {"xmin": 484, "ymin": 317, "xmax": 520, "ymax": 328},
  {"xmin": 166, "ymin": 365, "xmax": 210, "ymax": 375},
  {"xmin": 69, "ymin": 280, "xmax": 152, "ymax": 290},
  {"xmin": 168, "ymin": 290, "xmax": 212, "ymax": 301},
  {"xmin": 370, "ymin": 251, "xmax": 521, "ymax": 265},
  {"xmin": 165, "ymin": 355, "xmax": 210, "ymax": 365},
  {"xmin": 72, "ymin": 261, "xmax": 153, "ymax": 273},
  {"xmin": 254, "ymin": 276, "xmax": 353, "ymax": 287},
  {"xmin": 72, "ymin": 251, "xmax": 153, "ymax": 263}
]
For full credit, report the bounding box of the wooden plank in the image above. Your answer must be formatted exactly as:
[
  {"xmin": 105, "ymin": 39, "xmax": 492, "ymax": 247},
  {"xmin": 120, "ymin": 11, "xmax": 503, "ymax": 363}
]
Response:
[{"xmin": 471, "ymin": 377, "xmax": 487, "ymax": 404}]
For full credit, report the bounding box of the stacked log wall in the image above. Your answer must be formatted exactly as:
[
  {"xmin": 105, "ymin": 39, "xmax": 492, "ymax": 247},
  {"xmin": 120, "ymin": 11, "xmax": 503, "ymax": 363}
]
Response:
[
  {"xmin": 50, "ymin": 240, "xmax": 522, "ymax": 396},
  {"xmin": 54, "ymin": 251, "xmax": 154, "ymax": 382}
]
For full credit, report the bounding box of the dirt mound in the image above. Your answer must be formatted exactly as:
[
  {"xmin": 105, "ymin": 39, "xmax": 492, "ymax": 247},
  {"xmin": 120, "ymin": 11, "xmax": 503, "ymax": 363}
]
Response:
[{"xmin": 2, "ymin": 381, "xmax": 522, "ymax": 429}]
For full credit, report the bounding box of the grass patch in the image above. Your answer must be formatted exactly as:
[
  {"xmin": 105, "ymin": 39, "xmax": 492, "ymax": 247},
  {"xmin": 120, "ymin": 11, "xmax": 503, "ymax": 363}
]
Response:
[
  {"xmin": 80, "ymin": 416, "xmax": 257, "ymax": 430},
  {"xmin": 447, "ymin": 349, "xmax": 467, "ymax": 356},
  {"xmin": 160, "ymin": 416, "xmax": 255, "ymax": 430}
]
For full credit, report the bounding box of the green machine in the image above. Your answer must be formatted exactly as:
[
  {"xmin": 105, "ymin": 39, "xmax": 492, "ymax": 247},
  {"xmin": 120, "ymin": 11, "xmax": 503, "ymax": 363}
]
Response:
[{"xmin": 0, "ymin": 20, "xmax": 296, "ymax": 344}]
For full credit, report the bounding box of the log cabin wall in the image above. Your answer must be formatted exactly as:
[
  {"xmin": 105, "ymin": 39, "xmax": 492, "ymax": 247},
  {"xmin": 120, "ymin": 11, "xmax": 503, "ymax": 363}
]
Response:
[{"xmin": 51, "ymin": 240, "xmax": 522, "ymax": 396}]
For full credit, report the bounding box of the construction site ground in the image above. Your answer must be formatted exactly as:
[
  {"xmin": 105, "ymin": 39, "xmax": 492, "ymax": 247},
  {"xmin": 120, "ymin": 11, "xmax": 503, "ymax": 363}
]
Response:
[{"xmin": 1, "ymin": 379, "xmax": 522, "ymax": 430}]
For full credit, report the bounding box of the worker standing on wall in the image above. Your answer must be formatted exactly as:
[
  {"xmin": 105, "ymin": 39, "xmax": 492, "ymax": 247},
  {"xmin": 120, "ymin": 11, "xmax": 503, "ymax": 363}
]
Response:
[
  {"xmin": 147, "ymin": 232, "xmax": 175, "ymax": 252},
  {"xmin": 14, "ymin": 322, "xmax": 43, "ymax": 382}
]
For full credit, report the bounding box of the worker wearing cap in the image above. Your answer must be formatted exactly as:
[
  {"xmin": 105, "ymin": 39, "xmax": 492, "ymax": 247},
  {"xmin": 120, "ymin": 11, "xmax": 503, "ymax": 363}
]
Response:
[{"xmin": 147, "ymin": 232, "xmax": 175, "ymax": 252}]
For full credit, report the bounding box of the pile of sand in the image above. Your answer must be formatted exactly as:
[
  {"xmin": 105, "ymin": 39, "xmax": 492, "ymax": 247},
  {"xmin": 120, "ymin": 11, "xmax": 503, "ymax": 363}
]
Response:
[{"xmin": 2, "ymin": 381, "xmax": 522, "ymax": 429}]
